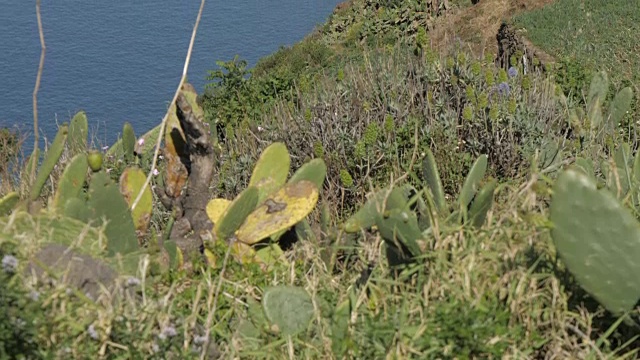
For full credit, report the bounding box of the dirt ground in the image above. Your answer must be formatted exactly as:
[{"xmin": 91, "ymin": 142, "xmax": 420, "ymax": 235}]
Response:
[{"xmin": 429, "ymin": 0, "xmax": 557, "ymax": 59}]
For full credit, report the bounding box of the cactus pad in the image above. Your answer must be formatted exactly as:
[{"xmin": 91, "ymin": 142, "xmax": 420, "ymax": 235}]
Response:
[
  {"xmin": 53, "ymin": 153, "xmax": 88, "ymax": 211},
  {"xmin": 87, "ymin": 171, "xmax": 138, "ymax": 256},
  {"xmin": 122, "ymin": 122, "xmax": 136, "ymax": 161},
  {"xmin": 422, "ymin": 148, "xmax": 446, "ymax": 214},
  {"xmin": 214, "ymin": 186, "xmax": 259, "ymax": 242},
  {"xmin": 236, "ymin": 181, "xmax": 319, "ymax": 245},
  {"xmin": 262, "ymin": 286, "xmax": 314, "ymax": 336},
  {"xmin": 468, "ymin": 179, "xmax": 497, "ymax": 228},
  {"xmin": 30, "ymin": 124, "xmax": 68, "ymax": 201},
  {"xmin": 119, "ymin": 167, "xmax": 153, "ymax": 237},
  {"xmin": 206, "ymin": 198, "xmax": 231, "ymax": 225},
  {"xmin": 249, "ymin": 142, "xmax": 291, "ymax": 204},
  {"xmin": 375, "ymin": 208, "xmax": 423, "ymax": 258},
  {"xmin": 343, "ymin": 186, "xmax": 411, "ymax": 233},
  {"xmin": 288, "ymin": 158, "xmax": 327, "ymax": 191},
  {"xmin": 0, "ymin": 192, "xmax": 19, "ymax": 216},
  {"xmin": 68, "ymin": 111, "xmax": 88, "ymax": 154},
  {"xmin": 550, "ymin": 168, "xmax": 640, "ymax": 315}
]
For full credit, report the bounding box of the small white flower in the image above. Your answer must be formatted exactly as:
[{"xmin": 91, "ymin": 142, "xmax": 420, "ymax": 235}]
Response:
[
  {"xmin": 161, "ymin": 325, "xmax": 177, "ymax": 338},
  {"xmin": 137, "ymin": 138, "xmax": 145, "ymax": 146},
  {"xmin": 153, "ymin": 168, "xmax": 159, "ymax": 176},
  {"xmin": 102, "ymin": 145, "xmax": 109, "ymax": 151},
  {"xmin": 106, "ymin": 168, "xmax": 112, "ymax": 174},
  {"xmin": 257, "ymin": 126, "xmax": 264, "ymax": 132},
  {"xmin": 88, "ymin": 324, "xmax": 99, "ymax": 340},
  {"xmin": 126, "ymin": 277, "xmax": 141, "ymax": 287},
  {"xmin": 2, "ymin": 254, "xmax": 18, "ymax": 273},
  {"xmin": 193, "ymin": 335, "xmax": 208, "ymax": 345},
  {"xmin": 158, "ymin": 155, "xmax": 164, "ymax": 160}
]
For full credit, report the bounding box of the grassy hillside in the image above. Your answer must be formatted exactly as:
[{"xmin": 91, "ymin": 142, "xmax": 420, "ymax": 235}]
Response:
[{"xmin": 1, "ymin": 0, "xmax": 640, "ymax": 358}]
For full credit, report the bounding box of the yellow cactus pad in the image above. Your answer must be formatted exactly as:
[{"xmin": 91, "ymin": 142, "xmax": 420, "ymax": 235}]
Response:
[
  {"xmin": 231, "ymin": 241, "xmax": 259, "ymax": 264},
  {"xmin": 206, "ymin": 198, "xmax": 232, "ymax": 224},
  {"xmin": 236, "ymin": 180, "xmax": 319, "ymax": 245}
]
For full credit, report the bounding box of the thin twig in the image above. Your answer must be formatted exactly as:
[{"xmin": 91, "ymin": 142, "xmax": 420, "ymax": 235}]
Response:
[
  {"xmin": 131, "ymin": 0, "xmax": 206, "ymax": 211},
  {"xmin": 30, "ymin": 0, "xmax": 46, "ymax": 186}
]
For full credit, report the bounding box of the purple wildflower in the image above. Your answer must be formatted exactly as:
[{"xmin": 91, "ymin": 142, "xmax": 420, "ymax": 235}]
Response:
[
  {"xmin": 508, "ymin": 67, "xmax": 518, "ymax": 78},
  {"xmin": 497, "ymin": 82, "xmax": 511, "ymax": 96},
  {"xmin": 88, "ymin": 324, "xmax": 99, "ymax": 340}
]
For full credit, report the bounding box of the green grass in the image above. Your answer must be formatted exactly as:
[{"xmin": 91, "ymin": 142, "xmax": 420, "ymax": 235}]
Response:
[{"xmin": 513, "ymin": 0, "xmax": 640, "ymax": 103}]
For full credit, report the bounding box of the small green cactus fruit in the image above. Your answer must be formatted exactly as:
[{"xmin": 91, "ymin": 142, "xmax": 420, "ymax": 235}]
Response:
[
  {"xmin": 214, "ymin": 186, "xmax": 259, "ymax": 242},
  {"xmin": 375, "ymin": 208, "xmax": 423, "ymax": 259},
  {"xmin": 550, "ymin": 168, "xmax": 640, "ymax": 315},
  {"xmin": 343, "ymin": 186, "xmax": 410, "ymax": 233},
  {"xmin": 0, "ymin": 192, "xmax": 19, "ymax": 216},
  {"xmin": 122, "ymin": 122, "xmax": 136, "ymax": 162},
  {"xmin": 422, "ymin": 148, "xmax": 446, "ymax": 214},
  {"xmin": 87, "ymin": 171, "xmax": 138, "ymax": 256},
  {"xmin": 262, "ymin": 286, "xmax": 314, "ymax": 336},
  {"xmin": 119, "ymin": 167, "xmax": 153, "ymax": 237},
  {"xmin": 459, "ymin": 154, "xmax": 488, "ymax": 212},
  {"xmin": 68, "ymin": 111, "xmax": 88, "ymax": 154},
  {"xmin": 288, "ymin": 158, "xmax": 327, "ymax": 191},
  {"xmin": 30, "ymin": 124, "xmax": 68, "ymax": 201},
  {"xmin": 236, "ymin": 181, "xmax": 319, "ymax": 245},
  {"xmin": 53, "ymin": 153, "xmax": 88, "ymax": 212},
  {"xmin": 468, "ymin": 179, "xmax": 497, "ymax": 228},
  {"xmin": 205, "ymin": 198, "xmax": 232, "ymax": 225},
  {"xmin": 87, "ymin": 150, "xmax": 103, "ymax": 172},
  {"xmin": 249, "ymin": 142, "xmax": 291, "ymax": 204}
]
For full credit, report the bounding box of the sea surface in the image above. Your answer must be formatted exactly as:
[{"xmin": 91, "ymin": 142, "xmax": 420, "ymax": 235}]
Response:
[{"xmin": 0, "ymin": 1, "xmax": 341, "ymax": 150}]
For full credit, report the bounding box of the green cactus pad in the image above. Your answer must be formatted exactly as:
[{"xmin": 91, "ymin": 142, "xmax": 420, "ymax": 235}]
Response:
[
  {"xmin": 63, "ymin": 197, "xmax": 90, "ymax": 223},
  {"xmin": 468, "ymin": 179, "xmax": 497, "ymax": 228},
  {"xmin": 375, "ymin": 208, "xmax": 423, "ymax": 258},
  {"xmin": 68, "ymin": 111, "xmax": 88, "ymax": 154},
  {"xmin": 586, "ymin": 71, "xmax": 608, "ymax": 130},
  {"xmin": 236, "ymin": 181, "xmax": 319, "ymax": 245},
  {"xmin": 288, "ymin": 158, "xmax": 327, "ymax": 191},
  {"xmin": 0, "ymin": 192, "xmax": 19, "ymax": 216},
  {"xmin": 87, "ymin": 171, "xmax": 138, "ymax": 256},
  {"xmin": 607, "ymin": 87, "xmax": 633, "ymax": 130},
  {"xmin": 343, "ymin": 186, "xmax": 411, "ymax": 233},
  {"xmin": 574, "ymin": 157, "xmax": 595, "ymax": 180},
  {"xmin": 550, "ymin": 168, "xmax": 640, "ymax": 315},
  {"xmin": 214, "ymin": 186, "xmax": 259, "ymax": 242},
  {"xmin": 249, "ymin": 142, "xmax": 291, "ymax": 204},
  {"xmin": 119, "ymin": 167, "xmax": 153, "ymax": 236},
  {"xmin": 262, "ymin": 286, "xmax": 314, "ymax": 336},
  {"xmin": 30, "ymin": 124, "xmax": 68, "ymax": 201},
  {"xmin": 122, "ymin": 122, "xmax": 136, "ymax": 161},
  {"xmin": 459, "ymin": 154, "xmax": 488, "ymax": 211},
  {"xmin": 53, "ymin": 154, "xmax": 88, "ymax": 212},
  {"xmin": 422, "ymin": 148, "xmax": 446, "ymax": 214}
]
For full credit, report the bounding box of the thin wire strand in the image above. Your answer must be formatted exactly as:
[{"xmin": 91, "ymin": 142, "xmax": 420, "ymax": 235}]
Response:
[{"xmin": 131, "ymin": 0, "xmax": 206, "ymax": 211}]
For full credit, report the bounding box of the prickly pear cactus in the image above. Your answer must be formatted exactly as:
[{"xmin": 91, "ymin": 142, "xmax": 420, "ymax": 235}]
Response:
[
  {"xmin": 205, "ymin": 198, "xmax": 231, "ymax": 225},
  {"xmin": 235, "ymin": 181, "xmax": 319, "ymax": 245},
  {"xmin": 606, "ymin": 87, "xmax": 633, "ymax": 131},
  {"xmin": 550, "ymin": 168, "xmax": 640, "ymax": 315},
  {"xmin": 0, "ymin": 192, "xmax": 19, "ymax": 216},
  {"xmin": 288, "ymin": 158, "xmax": 327, "ymax": 191},
  {"xmin": 458, "ymin": 154, "xmax": 488, "ymax": 211},
  {"xmin": 262, "ymin": 286, "xmax": 314, "ymax": 336},
  {"xmin": 214, "ymin": 186, "xmax": 259, "ymax": 242},
  {"xmin": 68, "ymin": 111, "xmax": 88, "ymax": 155},
  {"xmin": 249, "ymin": 142, "xmax": 291, "ymax": 204},
  {"xmin": 87, "ymin": 171, "xmax": 138, "ymax": 256},
  {"xmin": 122, "ymin": 122, "xmax": 136, "ymax": 162},
  {"xmin": 586, "ymin": 71, "xmax": 608, "ymax": 130},
  {"xmin": 375, "ymin": 208, "xmax": 423, "ymax": 258},
  {"xmin": 343, "ymin": 186, "xmax": 411, "ymax": 233},
  {"xmin": 52, "ymin": 153, "xmax": 88, "ymax": 211},
  {"xmin": 119, "ymin": 167, "xmax": 153, "ymax": 238},
  {"xmin": 422, "ymin": 148, "xmax": 446, "ymax": 214},
  {"xmin": 468, "ymin": 179, "xmax": 497, "ymax": 228},
  {"xmin": 63, "ymin": 197, "xmax": 90, "ymax": 223},
  {"xmin": 30, "ymin": 124, "xmax": 68, "ymax": 201}
]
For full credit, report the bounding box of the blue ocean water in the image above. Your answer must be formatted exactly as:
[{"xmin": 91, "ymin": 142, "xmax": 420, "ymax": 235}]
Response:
[{"xmin": 0, "ymin": 1, "xmax": 341, "ymax": 150}]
